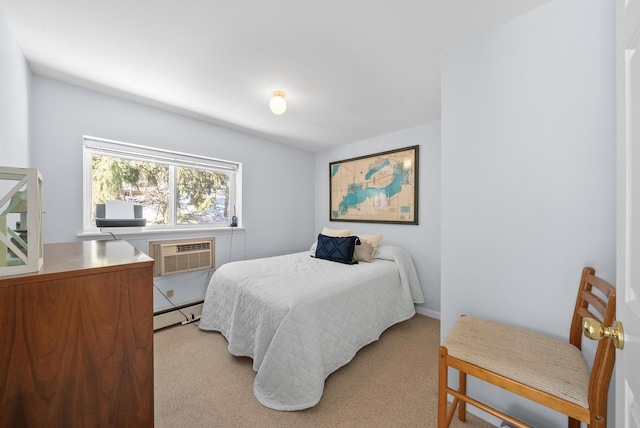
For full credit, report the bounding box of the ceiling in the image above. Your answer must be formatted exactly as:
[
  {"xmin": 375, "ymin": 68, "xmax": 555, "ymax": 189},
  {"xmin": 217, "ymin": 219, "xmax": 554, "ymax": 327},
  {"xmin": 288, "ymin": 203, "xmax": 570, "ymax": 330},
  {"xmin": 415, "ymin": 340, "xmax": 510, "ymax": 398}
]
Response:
[{"xmin": 0, "ymin": 0, "xmax": 552, "ymax": 152}]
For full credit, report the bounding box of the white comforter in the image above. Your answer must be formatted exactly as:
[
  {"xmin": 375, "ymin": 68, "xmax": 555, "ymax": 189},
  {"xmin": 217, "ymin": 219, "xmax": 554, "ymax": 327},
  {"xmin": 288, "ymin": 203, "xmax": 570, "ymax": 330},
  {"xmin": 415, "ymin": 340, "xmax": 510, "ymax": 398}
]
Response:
[{"xmin": 198, "ymin": 245, "xmax": 424, "ymax": 410}]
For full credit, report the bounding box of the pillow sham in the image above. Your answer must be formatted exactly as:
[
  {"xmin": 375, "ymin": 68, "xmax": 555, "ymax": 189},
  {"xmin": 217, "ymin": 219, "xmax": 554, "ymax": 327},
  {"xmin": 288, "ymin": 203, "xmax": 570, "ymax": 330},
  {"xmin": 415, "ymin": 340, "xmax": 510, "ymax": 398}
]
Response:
[
  {"xmin": 314, "ymin": 234, "xmax": 359, "ymax": 264},
  {"xmin": 354, "ymin": 240, "xmax": 375, "ymax": 262},
  {"xmin": 322, "ymin": 226, "xmax": 351, "ymax": 237}
]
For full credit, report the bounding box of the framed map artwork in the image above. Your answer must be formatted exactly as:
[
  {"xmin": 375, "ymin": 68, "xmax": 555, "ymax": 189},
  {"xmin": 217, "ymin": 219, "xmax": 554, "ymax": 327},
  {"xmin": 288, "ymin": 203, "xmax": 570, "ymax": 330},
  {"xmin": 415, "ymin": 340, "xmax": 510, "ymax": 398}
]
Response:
[{"xmin": 329, "ymin": 145, "xmax": 418, "ymax": 224}]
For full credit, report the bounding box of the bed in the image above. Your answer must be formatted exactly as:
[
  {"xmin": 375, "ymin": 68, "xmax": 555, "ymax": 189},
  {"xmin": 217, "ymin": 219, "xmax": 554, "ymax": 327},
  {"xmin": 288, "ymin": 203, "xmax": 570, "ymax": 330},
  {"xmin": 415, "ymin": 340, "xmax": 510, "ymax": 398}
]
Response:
[{"xmin": 198, "ymin": 243, "xmax": 425, "ymax": 411}]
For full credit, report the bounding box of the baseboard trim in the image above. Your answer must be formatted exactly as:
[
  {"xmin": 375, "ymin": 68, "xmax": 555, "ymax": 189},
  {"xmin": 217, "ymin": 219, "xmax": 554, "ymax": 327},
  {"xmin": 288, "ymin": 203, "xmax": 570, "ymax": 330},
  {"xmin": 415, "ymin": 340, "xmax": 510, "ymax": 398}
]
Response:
[{"xmin": 415, "ymin": 306, "xmax": 440, "ymax": 320}]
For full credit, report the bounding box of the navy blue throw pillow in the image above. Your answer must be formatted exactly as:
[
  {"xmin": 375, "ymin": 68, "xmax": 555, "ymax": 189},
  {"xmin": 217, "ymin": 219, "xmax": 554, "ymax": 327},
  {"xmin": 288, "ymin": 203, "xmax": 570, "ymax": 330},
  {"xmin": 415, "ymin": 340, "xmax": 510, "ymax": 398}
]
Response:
[{"xmin": 314, "ymin": 234, "xmax": 359, "ymax": 264}]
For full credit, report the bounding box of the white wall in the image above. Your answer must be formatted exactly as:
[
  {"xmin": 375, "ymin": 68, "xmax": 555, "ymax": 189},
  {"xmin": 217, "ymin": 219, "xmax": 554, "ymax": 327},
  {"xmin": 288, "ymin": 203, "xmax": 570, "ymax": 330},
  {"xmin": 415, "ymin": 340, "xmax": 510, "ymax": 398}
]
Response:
[
  {"xmin": 314, "ymin": 122, "xmax": 441, "ymax": 316},
  {"xmin": 441, "ymin": 0, "xmax": 615, "ymax": 426},
  {"xmin": 29, "ymin": 76, "xmax": 315, "ymax": 308},
  {"xmin": 0, "ymin": 7, "xmax": 30, "ymax": 167},
  {"xmin": 30, "ymin": 76, "xmax": 315, "ymax": 253}
]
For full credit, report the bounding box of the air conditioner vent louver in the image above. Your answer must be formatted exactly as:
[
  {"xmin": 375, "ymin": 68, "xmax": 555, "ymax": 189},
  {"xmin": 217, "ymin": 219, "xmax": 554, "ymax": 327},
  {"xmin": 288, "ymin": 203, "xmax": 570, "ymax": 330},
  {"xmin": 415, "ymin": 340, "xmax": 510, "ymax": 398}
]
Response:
[
  {"xmin": 176, "ymin": 242, "xmax": 210, "ymax": 252},
  {"xmin": 149, "ymin": 238, "xmax": 215, "ymax": 276}
]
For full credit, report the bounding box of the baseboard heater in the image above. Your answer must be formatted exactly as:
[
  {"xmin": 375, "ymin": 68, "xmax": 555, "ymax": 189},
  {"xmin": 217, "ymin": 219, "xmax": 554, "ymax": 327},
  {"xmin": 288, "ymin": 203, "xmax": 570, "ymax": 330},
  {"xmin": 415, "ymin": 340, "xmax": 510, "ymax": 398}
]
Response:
[{"xmin": 153, "ymin": 299, "xmax": 204, "ymax": 330}]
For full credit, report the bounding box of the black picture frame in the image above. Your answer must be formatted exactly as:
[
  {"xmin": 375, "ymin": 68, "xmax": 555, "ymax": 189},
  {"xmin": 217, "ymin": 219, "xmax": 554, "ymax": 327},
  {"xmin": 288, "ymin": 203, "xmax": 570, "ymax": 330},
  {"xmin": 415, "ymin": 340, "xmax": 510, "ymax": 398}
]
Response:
[{"xmin": 329, "ymin": 145, "xmax": 418, "ymax": 224}]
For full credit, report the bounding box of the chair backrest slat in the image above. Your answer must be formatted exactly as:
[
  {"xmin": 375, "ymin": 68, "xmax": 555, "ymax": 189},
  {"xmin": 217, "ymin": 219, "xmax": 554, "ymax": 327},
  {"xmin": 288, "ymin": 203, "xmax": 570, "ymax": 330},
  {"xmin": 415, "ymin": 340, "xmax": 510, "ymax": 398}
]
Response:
[
  {"xmin": 580, "ymin": 290, "xmax": 607, "ymax": 319},
  {"xmin": 577, "ymin": 306, "xmax": 600, "ymax": 323},
  {"xmin": 586, "ymin": 273, "xmax": 616, "ymax": 297}
]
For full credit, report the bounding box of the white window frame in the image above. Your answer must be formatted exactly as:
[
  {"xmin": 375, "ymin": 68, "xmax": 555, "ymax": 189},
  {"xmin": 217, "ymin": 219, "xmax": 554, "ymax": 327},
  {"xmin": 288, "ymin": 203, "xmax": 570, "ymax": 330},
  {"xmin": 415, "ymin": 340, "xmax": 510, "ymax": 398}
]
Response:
[{"xmin": 82, "ymin": 135, "xmax": 241, "ymax": 232}]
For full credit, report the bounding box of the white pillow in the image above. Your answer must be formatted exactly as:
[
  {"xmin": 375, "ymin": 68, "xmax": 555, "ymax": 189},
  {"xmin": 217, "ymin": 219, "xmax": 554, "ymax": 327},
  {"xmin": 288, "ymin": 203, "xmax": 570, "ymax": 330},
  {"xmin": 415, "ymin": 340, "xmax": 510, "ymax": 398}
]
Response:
[{"xmin": 322, "ymin": 226, "xmax": 351, "ymax": 237}]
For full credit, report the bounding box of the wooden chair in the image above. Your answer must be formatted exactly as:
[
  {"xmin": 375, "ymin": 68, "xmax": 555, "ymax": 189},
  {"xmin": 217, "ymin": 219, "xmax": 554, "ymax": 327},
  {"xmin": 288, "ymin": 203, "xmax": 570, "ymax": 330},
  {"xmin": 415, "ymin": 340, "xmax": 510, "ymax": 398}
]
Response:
[{"xmin": 438, "ymin": 267, "xmax": 617, "ymax": 428}]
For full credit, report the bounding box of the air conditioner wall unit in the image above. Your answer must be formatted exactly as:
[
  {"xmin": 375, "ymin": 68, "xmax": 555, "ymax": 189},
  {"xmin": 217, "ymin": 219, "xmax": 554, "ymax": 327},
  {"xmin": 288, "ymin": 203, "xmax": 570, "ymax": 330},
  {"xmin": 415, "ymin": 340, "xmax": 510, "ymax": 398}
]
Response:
[{"xmin": 148, "ymin": 237, "xmax": 215, "ymax": 276}]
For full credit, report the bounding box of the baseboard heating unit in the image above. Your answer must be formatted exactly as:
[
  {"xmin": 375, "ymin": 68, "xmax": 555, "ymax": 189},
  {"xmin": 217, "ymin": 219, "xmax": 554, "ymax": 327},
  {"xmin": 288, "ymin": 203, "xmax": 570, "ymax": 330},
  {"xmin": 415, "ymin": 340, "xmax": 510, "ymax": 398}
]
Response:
[{"xmin": 153, "ymin": 299, "xmax": 204, "ymax": 330}]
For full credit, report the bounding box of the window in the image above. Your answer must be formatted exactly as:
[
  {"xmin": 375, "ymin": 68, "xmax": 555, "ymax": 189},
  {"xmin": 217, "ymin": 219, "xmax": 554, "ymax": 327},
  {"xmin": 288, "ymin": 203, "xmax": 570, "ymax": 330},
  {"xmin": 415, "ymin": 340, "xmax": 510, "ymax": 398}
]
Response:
[{"xmin": 83, "ymin": 136, "xmax": 240, "ymax": 231}]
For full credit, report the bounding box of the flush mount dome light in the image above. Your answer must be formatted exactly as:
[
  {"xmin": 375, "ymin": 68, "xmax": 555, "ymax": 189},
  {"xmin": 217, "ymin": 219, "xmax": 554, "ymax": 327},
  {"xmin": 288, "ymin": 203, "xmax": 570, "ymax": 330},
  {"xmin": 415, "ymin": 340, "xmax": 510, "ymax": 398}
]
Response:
[{"xmin": 269, "ymin": 91, "xmax": 286, "ymax": 115}]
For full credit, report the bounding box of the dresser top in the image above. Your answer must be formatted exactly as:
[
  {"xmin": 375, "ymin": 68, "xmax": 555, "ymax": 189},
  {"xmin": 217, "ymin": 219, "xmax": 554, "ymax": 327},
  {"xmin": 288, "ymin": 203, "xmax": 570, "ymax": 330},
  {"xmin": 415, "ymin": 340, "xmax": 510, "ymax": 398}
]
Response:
[{"xmin": 0, "ymin": 240, "xmax": 154, "ymax": 286}]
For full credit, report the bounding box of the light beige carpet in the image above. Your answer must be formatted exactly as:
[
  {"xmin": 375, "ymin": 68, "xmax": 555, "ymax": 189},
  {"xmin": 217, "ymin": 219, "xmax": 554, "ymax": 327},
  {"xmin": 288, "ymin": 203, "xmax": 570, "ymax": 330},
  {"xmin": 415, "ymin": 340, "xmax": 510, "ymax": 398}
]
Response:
[{"xmin": 154, "ymin": 314, "xmax": 494, "ymax": 428}]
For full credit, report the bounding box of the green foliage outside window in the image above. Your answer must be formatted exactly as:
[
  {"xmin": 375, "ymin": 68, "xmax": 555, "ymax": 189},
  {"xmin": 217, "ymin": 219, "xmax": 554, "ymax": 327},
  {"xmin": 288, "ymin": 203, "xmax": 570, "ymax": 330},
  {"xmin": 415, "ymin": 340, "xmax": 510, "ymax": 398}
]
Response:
[
  {"xmin": 176, "ymin": 166, "xmax": 229, "ymax": 224},
  {"xmin": 91, "ymin": 155, "xmax": 230, "ymax": 226}
]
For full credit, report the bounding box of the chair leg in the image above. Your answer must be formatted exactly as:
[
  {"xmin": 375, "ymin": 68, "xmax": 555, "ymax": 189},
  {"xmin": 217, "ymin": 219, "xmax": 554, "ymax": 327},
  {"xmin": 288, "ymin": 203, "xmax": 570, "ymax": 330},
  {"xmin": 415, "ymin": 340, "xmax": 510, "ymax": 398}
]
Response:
[
  {"xmin": 438, "ymin": 347, "xmax": 451, "ymax": 428},
  {"xmin": 458, "ymin": 372, "xmax": 467, "ymax": 422}
]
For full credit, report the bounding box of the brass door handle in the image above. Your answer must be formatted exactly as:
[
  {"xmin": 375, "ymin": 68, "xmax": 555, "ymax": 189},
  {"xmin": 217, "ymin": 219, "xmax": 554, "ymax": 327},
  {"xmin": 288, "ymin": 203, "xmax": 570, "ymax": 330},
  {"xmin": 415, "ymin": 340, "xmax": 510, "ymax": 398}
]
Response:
[{"xmin": 583, "ymin": 318, "xmax": 624, "ymax": 350}]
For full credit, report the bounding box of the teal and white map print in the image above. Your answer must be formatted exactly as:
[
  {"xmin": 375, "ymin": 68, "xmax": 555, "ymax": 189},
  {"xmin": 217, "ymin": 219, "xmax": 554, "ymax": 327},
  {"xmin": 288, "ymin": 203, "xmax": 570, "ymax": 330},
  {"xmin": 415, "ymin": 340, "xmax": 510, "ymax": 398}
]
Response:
[{"xmin": 330, "ymin": 146, "xmax": 417, "ymax": 223}]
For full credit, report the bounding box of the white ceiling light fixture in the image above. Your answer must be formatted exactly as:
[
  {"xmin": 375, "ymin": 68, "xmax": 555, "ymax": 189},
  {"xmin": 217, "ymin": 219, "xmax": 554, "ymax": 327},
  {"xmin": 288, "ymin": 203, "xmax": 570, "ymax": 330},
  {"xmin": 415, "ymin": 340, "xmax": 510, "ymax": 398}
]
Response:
[{"xmin": 269, "ymin": 91, "xmax": 287, "ymax": 115}]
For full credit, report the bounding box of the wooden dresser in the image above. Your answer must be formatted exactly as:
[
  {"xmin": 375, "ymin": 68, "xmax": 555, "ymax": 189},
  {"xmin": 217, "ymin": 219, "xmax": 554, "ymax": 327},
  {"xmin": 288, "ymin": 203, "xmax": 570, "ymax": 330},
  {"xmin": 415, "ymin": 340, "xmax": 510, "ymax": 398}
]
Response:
[{"xmin": 0, "ymin": 240, "xmax": 154, "ymax": 427}]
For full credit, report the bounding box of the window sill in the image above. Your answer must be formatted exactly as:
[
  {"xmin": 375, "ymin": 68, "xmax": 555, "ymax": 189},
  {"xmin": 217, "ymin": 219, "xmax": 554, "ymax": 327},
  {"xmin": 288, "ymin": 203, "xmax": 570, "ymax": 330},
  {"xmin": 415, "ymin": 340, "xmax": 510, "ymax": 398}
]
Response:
[{"xmin": 77, "ymin": 227, "xmax": 244, "ymax": 240}]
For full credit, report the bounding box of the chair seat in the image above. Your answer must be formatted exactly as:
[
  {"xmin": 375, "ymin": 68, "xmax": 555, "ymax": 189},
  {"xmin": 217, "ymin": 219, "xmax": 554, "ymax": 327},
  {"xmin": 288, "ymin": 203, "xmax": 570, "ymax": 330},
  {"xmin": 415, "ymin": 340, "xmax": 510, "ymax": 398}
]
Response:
[{"xmin": 443, "ymin": 316, "xmax": 590, "ymax": 409}]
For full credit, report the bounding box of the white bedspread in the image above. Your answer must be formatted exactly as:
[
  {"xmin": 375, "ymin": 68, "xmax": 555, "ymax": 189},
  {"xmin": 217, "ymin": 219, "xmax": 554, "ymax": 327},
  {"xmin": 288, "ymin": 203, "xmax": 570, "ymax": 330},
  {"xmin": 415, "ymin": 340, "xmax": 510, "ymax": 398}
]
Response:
[{"xmin": 199, "ymin": 245, "xmax": 424, "ymax": 410}]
